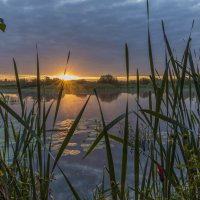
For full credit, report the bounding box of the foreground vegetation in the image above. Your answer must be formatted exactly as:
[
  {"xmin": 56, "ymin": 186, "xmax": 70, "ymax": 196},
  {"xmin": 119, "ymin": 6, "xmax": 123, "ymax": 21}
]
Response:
[{"xmin": 1, "ymin": 1, "xmax": 200, "ymax": 199}]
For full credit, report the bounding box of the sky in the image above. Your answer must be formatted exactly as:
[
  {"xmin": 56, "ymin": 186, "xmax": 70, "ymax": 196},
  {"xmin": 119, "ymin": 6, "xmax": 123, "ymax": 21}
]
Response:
[{"xmin": 0, "ymin": 0, "xmax": 200, "ymax": 78}]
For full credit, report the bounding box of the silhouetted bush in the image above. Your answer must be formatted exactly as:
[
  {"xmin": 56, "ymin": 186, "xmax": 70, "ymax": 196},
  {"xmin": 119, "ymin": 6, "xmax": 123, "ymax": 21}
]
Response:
[
  {"xmin": 97, "ymin": 74, "xmax": 118, "ymax": 85},
  {"xmin": 139, "ymin": 78, "xmax": 151, "ymax": 85}
]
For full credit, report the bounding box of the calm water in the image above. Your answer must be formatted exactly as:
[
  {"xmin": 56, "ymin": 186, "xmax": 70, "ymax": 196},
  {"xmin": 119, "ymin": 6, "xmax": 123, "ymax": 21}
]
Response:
[
  {"xmin": 1, "ymin": 90, "xmax": 196, "ymax": 199},
  {"xmin": 49, "ymin": 93, "xmax": 150, "ymax": 200}
]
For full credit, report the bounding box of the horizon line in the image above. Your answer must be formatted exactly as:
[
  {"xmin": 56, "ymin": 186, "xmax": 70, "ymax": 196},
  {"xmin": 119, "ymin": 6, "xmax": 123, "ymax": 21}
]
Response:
[{"xmin": 0, "ymin": 74, "xmax": 154, "ymax": 81}]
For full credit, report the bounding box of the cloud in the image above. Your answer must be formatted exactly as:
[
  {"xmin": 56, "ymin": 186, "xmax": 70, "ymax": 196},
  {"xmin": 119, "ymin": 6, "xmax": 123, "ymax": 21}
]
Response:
[
  {"xmin": 0, "ymin": 0, "xmax": 8, "ymax": 4},
  {"xmin": 0, "ymin": 0, "xmax": 200, "ymax": 76},
  {"xmin": 56, "ymin": 0, "xmax": 88, "ymax": 6},
  {"xmin": 112, "ymin": 0, "xmax": 145, "ymax": 7}
]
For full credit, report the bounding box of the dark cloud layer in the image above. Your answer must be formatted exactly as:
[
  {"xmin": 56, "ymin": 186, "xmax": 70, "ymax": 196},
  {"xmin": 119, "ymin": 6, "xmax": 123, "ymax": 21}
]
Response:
[{"xmin": 0, "ymin": 0, "xmax": 200, "ymax": 77}]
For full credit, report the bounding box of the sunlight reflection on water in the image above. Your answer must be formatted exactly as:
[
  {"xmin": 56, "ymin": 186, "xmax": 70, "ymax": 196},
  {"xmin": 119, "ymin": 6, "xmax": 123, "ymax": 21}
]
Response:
[{"xmin": 51, "ymin": 119, "xmax": 107, "ymax": 156}]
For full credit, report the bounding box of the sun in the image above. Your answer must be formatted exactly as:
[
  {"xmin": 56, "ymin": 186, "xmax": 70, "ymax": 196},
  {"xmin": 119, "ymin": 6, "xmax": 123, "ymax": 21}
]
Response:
[{"xmin": 52, "ymin": 74, "xmax": 79, "ymax": 80}]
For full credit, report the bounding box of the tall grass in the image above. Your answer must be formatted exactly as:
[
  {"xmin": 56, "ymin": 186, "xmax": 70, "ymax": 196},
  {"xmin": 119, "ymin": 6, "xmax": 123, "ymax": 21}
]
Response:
[
  {"xmin": 0, "ymin": 49, "xmax": 90, "ymax": 199},
  {"xmin": 84, "ymin": 0, "xmax": 200, "ymax": 199},
  {"xmin": 1, "ymin": 0, "xmax": 200, "ymax": 199}
]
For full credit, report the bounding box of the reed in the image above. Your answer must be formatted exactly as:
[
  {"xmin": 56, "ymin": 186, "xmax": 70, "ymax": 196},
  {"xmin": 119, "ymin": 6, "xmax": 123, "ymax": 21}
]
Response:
[
  {"xmin": 0, "ymin": 48, "xmax": 89, "ymax": 199},
  {"xmin": 85, "ymin": 0, "xmax": 200, "ymax": 199},
  {"xmin": 0, "ymin": 0, "xmax": 200, "ymax": 199}
]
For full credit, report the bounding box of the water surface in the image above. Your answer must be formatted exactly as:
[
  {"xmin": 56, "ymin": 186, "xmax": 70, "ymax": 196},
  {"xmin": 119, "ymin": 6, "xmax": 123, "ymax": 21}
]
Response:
[{"xmin": 1, "ymin": 90, "xmax": 195, "ymax": 199}]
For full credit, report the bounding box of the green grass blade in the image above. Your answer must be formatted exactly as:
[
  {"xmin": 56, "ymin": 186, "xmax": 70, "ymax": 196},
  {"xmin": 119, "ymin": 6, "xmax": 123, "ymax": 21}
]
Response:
[
  {"xmin": 94, "ymin": 89, "xmax": 119, "ymax": 200},
  {"xmin": 28, "ymin": 149, "xmax": 37, "ymax": 200},
  {"xmin": 134, "ymin": 119, "xmax": 140, "ymax": 200},
  {"xmin": 58, "ymin": 165, "xmax": 81, "ymax": 200},
  {"xmin": 140, "ymin": 158, "xmax": 149, "ymax": 200},
  {"xmin": 141, "ymin": 109, "xmax": 188, "ymax": 130},
  {"xmin": 36, "ymin": 45, "xmax": 41, "ymax": 121},
  {"xmin": 121, "ymin": 43, "xmax": 130, "ymax": 199},
  {"xmin": 13, "ymin": 58, "xmax": 24, "ymax": 114},
  {"xmin": 53, "ymin": 51, "xmax": 70, "ymax": 127},
  {"xmin": 137, "ymin": 69, "xmax": 139, "ymax": 102},
  {"xmin": 125, "ymin": 43, "xmax": 129, "ymax": 87},
  {"xmin": 120, "ymin": 101, "xmax": 129, "ymax": 199},
  {"xmin": 147, "ymin": 0, "xmax": 149, "ymax": 20},
  {"xmin": 189, "ymin": 50, "xmax": 200, "ymax": 101},
  {"xmin": 83, "ymin": 112, "xmax": 132, "ymax": 158}
]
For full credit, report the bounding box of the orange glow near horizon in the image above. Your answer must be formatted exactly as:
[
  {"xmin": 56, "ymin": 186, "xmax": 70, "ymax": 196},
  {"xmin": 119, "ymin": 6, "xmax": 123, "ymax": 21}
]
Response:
[
  {"xmin": 50, "ymin": 74, "xmax": 80, "ymax": 80},
  {"xmin": 0, "ymin": 74, "xmax": 154, "ymax": 81}
]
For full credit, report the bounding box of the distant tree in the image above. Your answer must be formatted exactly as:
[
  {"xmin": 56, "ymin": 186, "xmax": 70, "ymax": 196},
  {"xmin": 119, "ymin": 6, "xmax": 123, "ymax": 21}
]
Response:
[
  {"xmin": 75, "ymin": 79, "xmax": 87, "ymax": 84},
  {"xmin": 44, "ymin": 76, "xmax": 52, "ymax": 85},
  {"xmin": 98, "ymin": 74, "xmax": 118, "ymax": 84},
  {"xmin": 184, "ymin": 77, "xmax": 192, "ymax": 85},
  {"xmin": 139, "ymin": 78, "xmax": 151, "ymax": 85},
  {"xmin": 19, "ymin": 79, "xmax": 27, "ymax": 87},
  {"xmin": 29, "ymin": 78, "xmax": 37, "ymax": 87},
  {"xmin": 45, "ymin": 76, "xmax": 51, "ymax": 81}
]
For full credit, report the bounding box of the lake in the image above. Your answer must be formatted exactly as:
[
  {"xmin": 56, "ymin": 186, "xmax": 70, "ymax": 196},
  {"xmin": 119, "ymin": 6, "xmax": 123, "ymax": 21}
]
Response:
[{"xmin": 1, "ymin": 89, "xmax": 195, "ymax": 199}]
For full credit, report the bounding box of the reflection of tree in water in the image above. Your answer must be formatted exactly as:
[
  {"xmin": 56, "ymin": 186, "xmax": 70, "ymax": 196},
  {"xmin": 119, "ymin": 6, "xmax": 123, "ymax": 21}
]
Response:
[
  {"xmin": 98, "ymin": 91, "xmax": 121, "ymax": 102},
  {"xmin": 138, "ymin": 90, "xmax": 196, "ymax": 99},
  {"xmin": 139, "ymin": 91, "xmax": 149, "ymax": 98},
  {"xmin": 75, "ymin": 94, "xmax": 87, "ymax": 99},
  {"xmin": 2, "ymin": 95, "xmax": 19, "ymax": 105},
  {"xmin": 183, "ymin": 90, "xmax": 195, "ymax": 99},
  {"xmin": 19, "ymin": 89, "xmax": 64, "ymax": 102},
  {"xmin": 3, "ymin": 87, "xmax": 196, "ymax": 104}
]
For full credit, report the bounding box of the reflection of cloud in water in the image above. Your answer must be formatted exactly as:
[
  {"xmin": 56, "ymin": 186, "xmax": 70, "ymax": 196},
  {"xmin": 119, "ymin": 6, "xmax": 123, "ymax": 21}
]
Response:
[
  {"xmin": 53, "ymin": 162, "xmax": 104, "ymax": 200},
  {"xmin": 1, "ymin": 94, "xmax": 19, "ymax": 105},
  {"xmin": 50, "ymin": 119, "xmax": 107, "ymax": 156},
  {"xmin": 62, "ymin": 149, "xmax": 80, "ymax": 156},
  {"xmin": 139, "ymin": 91, "xmax": 149, "ymax": 98},
  {"xmin": 58, "ymin": 162, "xmax": 103, "ymax": 175}
]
